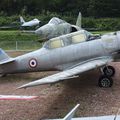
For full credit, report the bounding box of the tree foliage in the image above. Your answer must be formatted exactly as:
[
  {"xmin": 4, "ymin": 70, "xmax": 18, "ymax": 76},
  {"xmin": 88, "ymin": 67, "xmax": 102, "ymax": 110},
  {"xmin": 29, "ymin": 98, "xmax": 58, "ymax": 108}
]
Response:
[{"xmin": 0, "ymin": 0, "xmax": 120, "ymax": 17}]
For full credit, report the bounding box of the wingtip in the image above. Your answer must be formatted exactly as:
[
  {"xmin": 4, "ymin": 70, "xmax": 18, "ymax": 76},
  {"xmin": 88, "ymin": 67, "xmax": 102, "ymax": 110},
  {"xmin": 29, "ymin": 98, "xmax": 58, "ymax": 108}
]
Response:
[
  {"xmin": 16, "ymin": 81, "xmax": 37, "ymax": 90},
  {"xmin": 16, "ymin": 85, "xmax": 28, "ymax": 90}
]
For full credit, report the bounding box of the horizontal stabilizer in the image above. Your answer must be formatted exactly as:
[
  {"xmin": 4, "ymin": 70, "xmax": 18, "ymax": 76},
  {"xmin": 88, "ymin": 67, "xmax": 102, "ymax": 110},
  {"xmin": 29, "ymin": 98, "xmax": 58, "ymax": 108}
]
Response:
[
  {"xmin": 0, "ymin": 95, "xmax": 38, "ymax": 100},
  {"xmin": 0, "ymin": 49, "xmax": 15, "ymax": 65},
  {"xmin": 0, "ymin": 58, "xmax": 15, "ymax": 65}
]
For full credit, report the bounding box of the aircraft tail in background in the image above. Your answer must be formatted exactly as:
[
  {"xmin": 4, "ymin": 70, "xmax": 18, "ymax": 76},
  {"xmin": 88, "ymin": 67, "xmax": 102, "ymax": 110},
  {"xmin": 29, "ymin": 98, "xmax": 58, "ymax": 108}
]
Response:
[
  {"xmin": 76, "ymin": 12, "xmax": 82, "ymax": 28},
  {"xmin": 20, "ymin": 16, "xmax": 25, "ymax": 24}
]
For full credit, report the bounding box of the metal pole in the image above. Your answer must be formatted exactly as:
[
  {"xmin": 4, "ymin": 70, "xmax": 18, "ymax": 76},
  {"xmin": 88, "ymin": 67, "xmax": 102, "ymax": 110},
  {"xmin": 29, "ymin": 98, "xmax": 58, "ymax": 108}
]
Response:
[{"xmin": 16, "ymin": 41, "xmax": 18, "ymax": 51}]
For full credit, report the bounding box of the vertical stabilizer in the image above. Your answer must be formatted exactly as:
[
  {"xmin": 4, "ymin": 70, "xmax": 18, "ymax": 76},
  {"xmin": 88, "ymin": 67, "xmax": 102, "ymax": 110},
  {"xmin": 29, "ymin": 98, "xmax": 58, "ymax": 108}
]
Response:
[
  {"xmin": 63, "ymin": 104, "xmax": 80, "ymax": 120},
  {"xmin": 20, "ymin": 16, "xmax": 25, "ymax": 24},
  {"xmin": 0, "ymin": 48, "xmax": 10, "ymax": 61},
  {"xmin": 76, "ymin": 12, "xmax": 82, "ymax": 28}
]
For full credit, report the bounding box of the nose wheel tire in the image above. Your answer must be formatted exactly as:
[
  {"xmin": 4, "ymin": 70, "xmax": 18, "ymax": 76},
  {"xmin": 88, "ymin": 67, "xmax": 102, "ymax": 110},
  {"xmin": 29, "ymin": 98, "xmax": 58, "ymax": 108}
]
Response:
[
  {"xmin": 103, "ymin": 66, "xmax": 115, "ymax": 77},
  {"xmin": 98, "ymin": 75, "xmax": 113, "ymax": 88}
]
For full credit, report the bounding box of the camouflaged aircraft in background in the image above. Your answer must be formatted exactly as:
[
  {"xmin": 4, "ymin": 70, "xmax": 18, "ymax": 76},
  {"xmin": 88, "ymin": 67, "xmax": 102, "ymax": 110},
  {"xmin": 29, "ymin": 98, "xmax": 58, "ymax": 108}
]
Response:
[
  {"xmin": 35, "ymin": 12, "xmax": 83, "ymax": 39},
  {"xmin": 23, "ymin": 12, "xmax": 92, "ymax": 42},
  {"xmin": 45, "ymin": 104, "xmax": 120, "ymax": 120},
  {"xmin": 0, "ymin": 30, "xmax": 119, "ymax": 88}
]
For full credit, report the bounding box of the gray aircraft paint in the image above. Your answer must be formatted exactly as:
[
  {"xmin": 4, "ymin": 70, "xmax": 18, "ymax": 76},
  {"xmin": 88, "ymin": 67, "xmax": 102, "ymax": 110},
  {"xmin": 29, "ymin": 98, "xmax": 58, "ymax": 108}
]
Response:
[
  {"xmin": 0, "ymin": 30, "xmax": 120, "ymax": 76},
  {"xmin": 34, "ymin": 12, "xmax": 89, "ymax": 40},
  {"xmin": 23, "ymin": 12, "xmax": 92, "ymax": 41},
  {"xmin": 20, "ymin": 16, "xmax": 40, "ymax": 27}
]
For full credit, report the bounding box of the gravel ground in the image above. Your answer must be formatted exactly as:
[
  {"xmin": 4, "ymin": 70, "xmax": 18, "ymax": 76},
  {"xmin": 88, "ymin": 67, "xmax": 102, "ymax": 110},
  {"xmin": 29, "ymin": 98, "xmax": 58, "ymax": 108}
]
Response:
[{"xmin": 0, "ymin": 52, "xmax": 120, "ymax": 120}]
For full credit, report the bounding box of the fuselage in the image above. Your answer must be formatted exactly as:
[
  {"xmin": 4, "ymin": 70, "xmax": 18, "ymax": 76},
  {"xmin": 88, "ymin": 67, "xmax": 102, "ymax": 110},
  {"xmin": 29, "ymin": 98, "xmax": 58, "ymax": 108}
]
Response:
[
  {"xmin": 35, "ymin": 17, "xmax": 82, "ymax": 40},
  {"xmin": 22, "ymin": 19, "xmax": 40, "ymax": 27},
  {"xmin": 35, "ymin": 23, "xmax": 80, "ymax": 39},
  {"xmin": 1, "ymin": 31, "xmax": 120, "ymax": 74}
]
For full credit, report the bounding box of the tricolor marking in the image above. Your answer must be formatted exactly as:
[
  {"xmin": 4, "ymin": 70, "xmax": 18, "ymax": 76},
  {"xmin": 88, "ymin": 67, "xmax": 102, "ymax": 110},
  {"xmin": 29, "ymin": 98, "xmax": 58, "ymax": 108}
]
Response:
[{"xmin": 29, "ymin": 58, "xmax": 37, "ymax": 68}]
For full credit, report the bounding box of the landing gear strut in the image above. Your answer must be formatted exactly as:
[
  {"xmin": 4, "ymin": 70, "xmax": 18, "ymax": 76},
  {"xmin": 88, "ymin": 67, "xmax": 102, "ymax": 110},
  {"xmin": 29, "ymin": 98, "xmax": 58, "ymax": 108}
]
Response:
[{"xmin": 98, "ymin": 66, "xmax": 115, "ymax": 88}]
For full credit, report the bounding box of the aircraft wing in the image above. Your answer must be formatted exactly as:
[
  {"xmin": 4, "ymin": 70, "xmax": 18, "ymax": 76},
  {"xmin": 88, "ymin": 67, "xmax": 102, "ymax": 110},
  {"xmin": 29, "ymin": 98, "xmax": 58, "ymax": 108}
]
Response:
[
  {"xmin": 45, "ymin": 115, "xmax": 120, "ymax": 120},
  {"xmin": 18, "ymin": 57, "xmax": 113, "ymax": 89},
  {"xmin": 0, "ymin": 95, "xmax": 38, "ymax": 100},
  {"xmin": 21, "ymin": 30, "xmax": 35, "ymax": 34}
]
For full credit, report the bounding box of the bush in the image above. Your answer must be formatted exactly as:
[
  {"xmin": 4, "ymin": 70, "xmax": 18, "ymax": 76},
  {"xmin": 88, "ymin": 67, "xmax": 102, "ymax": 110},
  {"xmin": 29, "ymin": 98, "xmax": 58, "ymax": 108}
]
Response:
[{"xmin": 0, "ymin": 13, "xmax": 120, "ymax": 31}]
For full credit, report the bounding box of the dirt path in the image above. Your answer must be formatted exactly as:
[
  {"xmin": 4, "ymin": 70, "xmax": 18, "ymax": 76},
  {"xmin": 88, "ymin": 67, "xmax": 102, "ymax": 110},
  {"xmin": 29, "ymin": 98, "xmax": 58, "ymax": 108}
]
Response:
[{"xmin": 0, "ymin": 52, "xmax": 120, "ymax": 120}]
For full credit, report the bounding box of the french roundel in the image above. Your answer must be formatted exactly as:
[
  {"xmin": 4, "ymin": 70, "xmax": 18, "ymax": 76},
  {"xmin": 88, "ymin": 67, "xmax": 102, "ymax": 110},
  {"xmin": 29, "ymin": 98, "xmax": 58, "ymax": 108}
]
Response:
[{"xmin": 29, "ymin": 59, "xmax": 37, "ymax": 68}]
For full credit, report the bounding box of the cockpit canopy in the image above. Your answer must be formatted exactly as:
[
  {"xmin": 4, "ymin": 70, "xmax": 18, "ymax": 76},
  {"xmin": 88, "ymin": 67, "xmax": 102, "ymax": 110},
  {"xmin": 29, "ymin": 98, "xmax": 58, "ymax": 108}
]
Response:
[
  {"xmin": 48, "ymin": 17, "xmax": 66, "ymax": 25},
  {"xmin": 43, "ymin": 30, "xmax": 90, "ymax": 49}
]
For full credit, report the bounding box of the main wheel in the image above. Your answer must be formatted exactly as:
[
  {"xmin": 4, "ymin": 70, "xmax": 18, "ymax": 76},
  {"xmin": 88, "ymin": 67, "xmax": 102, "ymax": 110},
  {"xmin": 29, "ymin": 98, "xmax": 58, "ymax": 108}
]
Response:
[
  {"xmin": 103, "ymin": 66, "xmax": 115, "ymax": 77},
  {"xmin": 98, "ymin": 75, "xmax": 113, "ymax": 88}
]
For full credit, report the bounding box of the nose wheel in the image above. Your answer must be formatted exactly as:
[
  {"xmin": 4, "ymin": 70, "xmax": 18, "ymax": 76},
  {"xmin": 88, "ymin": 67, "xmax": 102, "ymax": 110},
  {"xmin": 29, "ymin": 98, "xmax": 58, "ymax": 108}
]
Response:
[
  {"xmin": 103, "ymin": 66, "xmax": 115, "ymax": 77},
  {"xmin": 98, "ymin": 66, "xmax": 115, "ymax": 88}
]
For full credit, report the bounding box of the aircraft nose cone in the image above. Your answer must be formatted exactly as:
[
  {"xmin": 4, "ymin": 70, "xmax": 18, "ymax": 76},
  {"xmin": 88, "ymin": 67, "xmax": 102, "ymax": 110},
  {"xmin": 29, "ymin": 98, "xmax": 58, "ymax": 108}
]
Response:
[{"xmin": 35, "ymin": 29, "xmax": 42, "ymax": 35}]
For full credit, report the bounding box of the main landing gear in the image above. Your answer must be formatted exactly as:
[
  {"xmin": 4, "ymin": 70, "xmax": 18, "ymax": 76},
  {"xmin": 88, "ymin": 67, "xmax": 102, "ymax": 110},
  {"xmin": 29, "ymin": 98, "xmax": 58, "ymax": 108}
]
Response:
[{"xmin": 98, "ymin": 66, "xmax": 115, "ymax": 88}]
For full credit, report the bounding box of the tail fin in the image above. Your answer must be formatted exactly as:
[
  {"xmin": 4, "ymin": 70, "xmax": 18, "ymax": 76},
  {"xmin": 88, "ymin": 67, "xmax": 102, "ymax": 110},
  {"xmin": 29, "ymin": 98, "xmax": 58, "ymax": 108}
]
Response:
[
  {"xmin": 76, "ymin": 12, "xmax": 82, "ymax": 28},
  {"xmin": 20, "ymin": 16, "xmax": 25, "ymax": 24},
  {"xmin": 63, "ymin": 104, "xmax": 80, "ymax": 120},
  {"xmin": 0, "ymin": 49, "xmax": 10, "ymax": 61}
]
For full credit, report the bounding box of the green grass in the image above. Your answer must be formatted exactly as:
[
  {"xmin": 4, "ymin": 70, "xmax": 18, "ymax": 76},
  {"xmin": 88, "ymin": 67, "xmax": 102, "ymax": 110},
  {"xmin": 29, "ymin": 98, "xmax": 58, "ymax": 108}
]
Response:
[
  {"xmin": 92, "ymin": 31, "xmax": 114, "ymax": 35},
  {"xmin": 0, "ymin": 30, "xmax": 42, "ymax": 50},
  {"xmin": 0, "ymin": 30, "xmax": 112, "ymax": 42},
  {"xmin": 0, "ymin": 30, "xmax": 40, "ymax": 41},
  {"xmin": 0, "ymin": 41, "xmax": 42, "ymax": 50}
]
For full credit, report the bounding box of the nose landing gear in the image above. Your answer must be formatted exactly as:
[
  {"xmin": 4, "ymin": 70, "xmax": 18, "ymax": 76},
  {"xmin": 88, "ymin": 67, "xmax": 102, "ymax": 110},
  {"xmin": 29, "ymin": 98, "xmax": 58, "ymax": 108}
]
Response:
[{"xmin": 98, "ymin": 66, "xmax": 115, "ymax": 88}]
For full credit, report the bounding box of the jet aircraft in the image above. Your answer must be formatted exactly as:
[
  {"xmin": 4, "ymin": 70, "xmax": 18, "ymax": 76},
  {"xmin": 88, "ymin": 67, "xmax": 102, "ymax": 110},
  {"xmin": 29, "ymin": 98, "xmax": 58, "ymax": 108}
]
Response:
[
  {"xmin": 45, "ymin": 104, "xmax": 120, "ymax": 120},
  {"xmin": 0, "ymin": 30, "xmax": 119, "ymax": 88},
  {"xmin": 24, "ymin": 12, "xmax": 91, "ymax": 42},
  {"xmin": 20, "ymin": 16, "xmax": 40, "ymax": 28}
]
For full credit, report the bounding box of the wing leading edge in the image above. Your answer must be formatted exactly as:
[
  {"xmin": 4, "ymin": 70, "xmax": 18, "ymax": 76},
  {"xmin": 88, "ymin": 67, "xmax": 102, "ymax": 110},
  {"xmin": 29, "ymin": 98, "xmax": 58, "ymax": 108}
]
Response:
[{"xmin": 18, "ymin": 57, "xmax": 113, "ymax": 89}]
